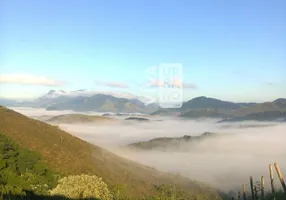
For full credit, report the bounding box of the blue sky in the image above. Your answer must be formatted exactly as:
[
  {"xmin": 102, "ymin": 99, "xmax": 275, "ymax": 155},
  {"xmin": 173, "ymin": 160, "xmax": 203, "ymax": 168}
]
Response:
[{"xmin": 0, "ymin": 0, "xmax": 285, "ymax": 102}]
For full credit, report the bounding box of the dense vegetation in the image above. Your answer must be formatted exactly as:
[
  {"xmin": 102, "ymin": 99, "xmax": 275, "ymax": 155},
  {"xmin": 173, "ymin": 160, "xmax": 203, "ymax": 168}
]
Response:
[
  {"xmin": 50, "ymin": 175, "xmax": 113, "ymax": 200},
  {"xmin": 0, "ymin": 134, "xmax": 58, "ymax": 196}
]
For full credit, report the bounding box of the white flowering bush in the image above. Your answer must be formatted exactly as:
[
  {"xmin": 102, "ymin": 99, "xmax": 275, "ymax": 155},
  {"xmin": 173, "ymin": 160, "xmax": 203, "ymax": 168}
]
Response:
[{"xmin": 50, "ymin": 174, "xmax": 113, "ymax": 200}]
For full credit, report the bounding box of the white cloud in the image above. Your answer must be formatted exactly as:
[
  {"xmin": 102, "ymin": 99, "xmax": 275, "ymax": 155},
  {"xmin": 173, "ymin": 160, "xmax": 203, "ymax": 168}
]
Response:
[
  {"xmin": 0, "ymin": 73, "xmax": 65, "ymax": 86},
  {"xmin": 95, "ymin": 80, "xmax": 129, "ymax": 88},
  {"xmin": 183, "ymin": 83, "xmax": 198, "ymax": 89},
  {"xmin": 148, "ymin": 79, "xmax": 197, "ymax": 89}
]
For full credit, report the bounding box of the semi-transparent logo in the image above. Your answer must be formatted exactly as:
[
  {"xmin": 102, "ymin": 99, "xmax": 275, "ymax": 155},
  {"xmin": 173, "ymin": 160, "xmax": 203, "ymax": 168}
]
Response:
[
  {"xmin": 158, "ymin": 63, "xmax": 183, "ymax": 108},
  {"xmin": 142, "ymin": 63, "xmax": 183, "ymax": 108}
]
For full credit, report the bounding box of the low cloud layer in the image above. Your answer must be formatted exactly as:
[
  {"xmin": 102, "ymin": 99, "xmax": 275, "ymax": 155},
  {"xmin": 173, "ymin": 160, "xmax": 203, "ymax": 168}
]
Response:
[
  {"xmin": 117, "ymin": 125, "xmax": 286, "ymax": 191},
  {"xmin": 0, "ymin": 73, "xmax": 65, "ymax": 86},
  {"xmin": 11, "ymin": 107, "xmax": 286, "ymax": 193}
]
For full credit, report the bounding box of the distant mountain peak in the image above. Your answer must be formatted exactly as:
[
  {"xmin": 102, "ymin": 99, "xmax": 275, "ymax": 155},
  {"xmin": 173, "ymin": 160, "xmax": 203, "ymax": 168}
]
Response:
[
  {"xmin": 47, "ymin": 90, "xmax": 56, "ymax": 95},
  {"xmin": 194, "ymin": 96, "xmax": 206, "ymax": 99},
  {"xmin": 44, "ymin": 89, "xmax": 66, "ymax": 98},
  {"xmin": 193, "ymin": 96, "xmax": 209, "ymax": 100},
  {"xmin": 38, "ymin": 89, "xmax": 150, "ymax": 104},
  {"xmin": 183, "ymin": 96, "xmax": 240, "ymax": 110},
  {"xmin": 189, "ymin": 96, "xmax": 219, "ymax": 102},
  {"xmin": 273, "ymin": 98, "xmax": 286, "ymax": 104}
]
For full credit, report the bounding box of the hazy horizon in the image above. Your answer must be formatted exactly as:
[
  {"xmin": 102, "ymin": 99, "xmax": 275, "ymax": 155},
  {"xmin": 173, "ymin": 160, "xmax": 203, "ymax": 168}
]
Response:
[{"xmin": 2, "ymin": 91, "xmax": 286, "ymax": 104}]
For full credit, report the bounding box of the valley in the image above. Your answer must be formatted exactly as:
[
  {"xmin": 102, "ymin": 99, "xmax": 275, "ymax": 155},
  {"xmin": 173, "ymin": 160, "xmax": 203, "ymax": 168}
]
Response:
[
  {"xmin": 2, "ymin": 105, "xmax": 286, "ymax": 198},
  {"xmin": 1, "ymin": 1, "xmax": 285, "ymax": 199}
]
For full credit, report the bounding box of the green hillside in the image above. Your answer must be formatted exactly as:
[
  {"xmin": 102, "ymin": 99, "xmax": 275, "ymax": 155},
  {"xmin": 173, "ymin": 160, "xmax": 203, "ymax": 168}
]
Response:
[{"xmin": 0, "ymin": 106, "xmax": 221, "ymax": 199}]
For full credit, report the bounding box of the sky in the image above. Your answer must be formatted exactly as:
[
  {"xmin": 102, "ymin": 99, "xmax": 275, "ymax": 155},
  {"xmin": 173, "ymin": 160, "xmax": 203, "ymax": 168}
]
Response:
[{"xmin": 0, "ymin": 0, "xmax": 285, "ymax": 102}]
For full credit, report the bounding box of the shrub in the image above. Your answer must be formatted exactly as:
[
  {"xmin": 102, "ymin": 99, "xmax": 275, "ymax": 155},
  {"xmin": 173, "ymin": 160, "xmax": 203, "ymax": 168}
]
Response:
[
  {"xmin": 0, "ymin": 185, "xmax": 25, "ymax": 196},
  {"xmin": 50, "ymin": 174, "xmax": 113, "ymax": 200}
]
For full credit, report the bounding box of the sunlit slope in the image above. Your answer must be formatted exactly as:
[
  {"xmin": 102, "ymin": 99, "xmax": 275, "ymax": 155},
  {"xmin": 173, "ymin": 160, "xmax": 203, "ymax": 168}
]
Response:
[{"xmin": 0, "ymin": 106, "xmax": 221, "ymax": 199}]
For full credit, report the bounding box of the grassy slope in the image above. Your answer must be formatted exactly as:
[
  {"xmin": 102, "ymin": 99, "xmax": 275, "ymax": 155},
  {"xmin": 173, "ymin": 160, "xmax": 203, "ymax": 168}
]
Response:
[
  {"xmin": 0, "ymin": 106, "xmax": 221, "ymax": 199},
  {"xmin": 46, "ymin": 114, "xmax": 113, "ymax": 123}
]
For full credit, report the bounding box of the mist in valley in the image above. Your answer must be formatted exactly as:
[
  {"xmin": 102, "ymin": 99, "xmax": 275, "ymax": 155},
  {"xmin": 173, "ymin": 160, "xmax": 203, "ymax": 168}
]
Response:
[{"xmin": 11, "ymin": 107, "xmax": 286, "ymax": 192}]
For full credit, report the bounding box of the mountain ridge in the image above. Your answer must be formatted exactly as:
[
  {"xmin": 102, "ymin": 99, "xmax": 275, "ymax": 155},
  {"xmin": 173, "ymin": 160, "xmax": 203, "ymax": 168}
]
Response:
[
  {"xmin": 153, "ymin": 96, "xmax": 286, "ymax": 120},
  {"xmin": 1, "ymin": 90, "xmax": 285, "ymax": 121}
]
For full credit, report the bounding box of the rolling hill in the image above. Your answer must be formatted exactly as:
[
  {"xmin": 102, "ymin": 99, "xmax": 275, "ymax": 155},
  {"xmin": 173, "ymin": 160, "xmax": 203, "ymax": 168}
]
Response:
[
  {"xmin": 218, "ymin": 111, "xmax": 286, "ymax": 123},
  {"xmin": 151, "ymin": 96, "xmax": 256, "ymax": 117},
  {"xmin": 154, "ymin": 97, "xmax": 286, "ymax": 122},
  {"xmin": 232, "ymin": 99, "xmax": 286, "ymax": 116},
  {"xmin": 181, "ymin": 96, "xmax": 243, "ymax": 110},
  {"xmin": 179, "ymin": 108, "xmax": 232, "ymax": 119},
  {"xmin": 125, "ymin": 117, "xmax": 150, "ymax": 122},
  {"xmin": 0, "ymin": 106, "xmax": 221, "ymax": 199},
  {"xmin": 46, "ymin": 114, "xmax": 114, "ymax": 124},
  {"xmin": 125, "ymin": 132, "xmax": 217, "ymax": 151}
]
